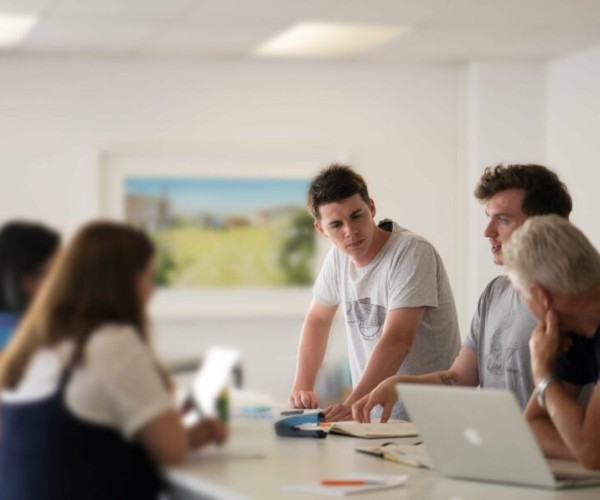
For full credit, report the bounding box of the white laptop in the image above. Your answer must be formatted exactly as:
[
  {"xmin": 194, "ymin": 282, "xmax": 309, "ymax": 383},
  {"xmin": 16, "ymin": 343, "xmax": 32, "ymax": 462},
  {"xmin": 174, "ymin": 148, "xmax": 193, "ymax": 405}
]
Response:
[
  {"xmin": 397, "ymin": 384, "xmax": 600, "ymax": 489},
  {"xmin": 192, "ymin": 346, "xmax": 240, "ymax": 416}
]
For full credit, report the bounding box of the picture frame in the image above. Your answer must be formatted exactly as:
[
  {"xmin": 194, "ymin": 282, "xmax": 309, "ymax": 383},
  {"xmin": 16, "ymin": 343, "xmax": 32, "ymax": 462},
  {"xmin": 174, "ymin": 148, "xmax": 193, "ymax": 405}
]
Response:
[{"xmin": 99, "ymin": 148, "xmax": 336, "ymax": 318}]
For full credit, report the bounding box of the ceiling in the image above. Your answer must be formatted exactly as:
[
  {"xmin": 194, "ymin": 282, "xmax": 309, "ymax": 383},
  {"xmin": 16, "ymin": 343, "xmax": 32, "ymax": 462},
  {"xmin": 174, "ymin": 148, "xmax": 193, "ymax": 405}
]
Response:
[{"xmin": 2, "ymin": 0, "xmax": 600, "ymax": 63}]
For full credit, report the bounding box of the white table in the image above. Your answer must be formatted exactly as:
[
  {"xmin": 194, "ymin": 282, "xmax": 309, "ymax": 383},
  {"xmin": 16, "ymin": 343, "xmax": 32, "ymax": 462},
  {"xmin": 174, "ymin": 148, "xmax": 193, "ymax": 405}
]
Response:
[{"xmin": 166, "ymin": 418, "xmax": 600, "ymax": 500}]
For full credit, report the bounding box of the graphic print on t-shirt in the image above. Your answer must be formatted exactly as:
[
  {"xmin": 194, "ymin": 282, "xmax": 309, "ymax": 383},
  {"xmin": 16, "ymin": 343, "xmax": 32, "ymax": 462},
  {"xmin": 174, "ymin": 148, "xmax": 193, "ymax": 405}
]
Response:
[
  {"xmin": 486, "ymin": 329, "xmax": 522, "ymax": 377},
  {"xmin": 346, "ymin": 298, "xmax": 386, "ymax": 340}
]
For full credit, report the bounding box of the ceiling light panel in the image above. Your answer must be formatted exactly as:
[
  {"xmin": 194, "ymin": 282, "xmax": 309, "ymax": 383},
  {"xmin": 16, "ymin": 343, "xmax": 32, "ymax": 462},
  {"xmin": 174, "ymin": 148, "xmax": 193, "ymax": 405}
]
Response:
[
  {"xmin": 254, "ymin": 22, "xmax": 409, "ymax": 58},
  {"xmin": 0, "ymin": 14, "xmax": 38, "ymax": 46}
]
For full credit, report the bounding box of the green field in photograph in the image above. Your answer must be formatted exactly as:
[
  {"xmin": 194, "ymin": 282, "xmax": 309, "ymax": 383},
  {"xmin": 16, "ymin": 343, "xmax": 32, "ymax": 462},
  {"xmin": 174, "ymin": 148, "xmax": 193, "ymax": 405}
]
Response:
[{"xmin": 152, "ymin": 212, "xmax": 314, "ymax": 287}]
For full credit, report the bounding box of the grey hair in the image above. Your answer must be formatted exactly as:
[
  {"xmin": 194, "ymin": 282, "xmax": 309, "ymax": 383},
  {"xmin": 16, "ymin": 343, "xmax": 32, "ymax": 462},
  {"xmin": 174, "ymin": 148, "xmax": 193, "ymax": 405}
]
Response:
[{"xmin": 503, "ymin": 215, "xmax": 600, "ymax": 298}]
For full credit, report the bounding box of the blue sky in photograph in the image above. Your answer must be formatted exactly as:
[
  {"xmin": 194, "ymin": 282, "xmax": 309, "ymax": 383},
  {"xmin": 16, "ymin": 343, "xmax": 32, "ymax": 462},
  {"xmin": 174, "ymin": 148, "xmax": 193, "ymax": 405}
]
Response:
[{"xmin": 125, "ymin": 176, "xmax": 309, "ymax": 215}]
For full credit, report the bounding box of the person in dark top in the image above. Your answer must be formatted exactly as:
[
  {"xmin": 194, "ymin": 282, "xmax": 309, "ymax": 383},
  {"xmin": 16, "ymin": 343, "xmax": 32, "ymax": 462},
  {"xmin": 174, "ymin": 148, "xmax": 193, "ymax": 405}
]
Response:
[
  {"xmin": 503, "ymin": 215, "xmax": 600, "ymax": 470},
  {"xmin": 0, "ymin": 220, "xmax": 60, "ymax": 351}
]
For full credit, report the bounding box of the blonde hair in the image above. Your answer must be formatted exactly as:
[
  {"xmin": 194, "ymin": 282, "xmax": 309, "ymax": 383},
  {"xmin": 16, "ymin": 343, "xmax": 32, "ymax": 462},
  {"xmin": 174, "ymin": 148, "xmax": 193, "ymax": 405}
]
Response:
[{"xmin": 503, "ymin": 215, "xmax": 600, "ymax": 297}]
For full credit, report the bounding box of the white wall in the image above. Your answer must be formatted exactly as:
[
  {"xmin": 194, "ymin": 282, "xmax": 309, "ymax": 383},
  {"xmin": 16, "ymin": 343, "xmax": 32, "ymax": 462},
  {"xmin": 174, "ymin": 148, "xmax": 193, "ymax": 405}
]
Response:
[
  {"xmin": 0, "ymin": 58, "xmax": 460, "ymax": 243},
  {"xmin": 1, "ymin": 52, "xmax": 585, "ymax": 401},
  {"xmin": 0, "ymin": 57, "xmax": 463, "ymax": 400},
  {"xmin": 462, "ymin": 62, "xmax": 546, "ymax": 323},
  {"xmin": 547, "ymin": 44, "xmax": 600, "ymax": 247}
]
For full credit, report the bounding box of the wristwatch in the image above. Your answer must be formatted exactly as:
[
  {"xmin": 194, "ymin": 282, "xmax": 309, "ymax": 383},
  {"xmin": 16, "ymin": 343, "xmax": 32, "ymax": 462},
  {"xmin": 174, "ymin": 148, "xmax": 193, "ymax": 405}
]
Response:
[{"xmin": 535, "ymin": 375, "xmax": 556, "ymax": 410}]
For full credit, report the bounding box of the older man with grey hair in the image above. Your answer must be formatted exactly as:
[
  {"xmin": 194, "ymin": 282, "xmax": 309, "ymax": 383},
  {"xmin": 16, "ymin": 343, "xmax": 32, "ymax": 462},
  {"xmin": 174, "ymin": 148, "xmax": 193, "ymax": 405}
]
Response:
[{"xmin": 503, "ymin": 215, "xmax": 600, "ymax": 470}]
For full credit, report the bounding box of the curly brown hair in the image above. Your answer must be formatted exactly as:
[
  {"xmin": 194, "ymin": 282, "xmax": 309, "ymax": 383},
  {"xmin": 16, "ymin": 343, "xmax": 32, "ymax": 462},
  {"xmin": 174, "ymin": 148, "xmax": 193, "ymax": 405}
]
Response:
[
  {"xmin": 474, "ymin": 164, "xmax": 572, "ymax": 218},
  {"xmin": 307, "ymin": 164, "xmax": 370, "ymax": 219}
]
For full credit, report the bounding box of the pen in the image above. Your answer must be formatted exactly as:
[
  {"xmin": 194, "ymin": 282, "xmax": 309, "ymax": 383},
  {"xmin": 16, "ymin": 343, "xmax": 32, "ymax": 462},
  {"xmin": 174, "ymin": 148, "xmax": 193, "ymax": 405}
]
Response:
[
  {"xmin": 320, "ymin": 479, "xmax": 384, "ymax": 486},
  {"xmin": 280, "ymin": 409, "xmax": 304, "ymax": 416},
  {"xmin": 242, "ymin": 406, "xmax": 271, "ymax": 413}
]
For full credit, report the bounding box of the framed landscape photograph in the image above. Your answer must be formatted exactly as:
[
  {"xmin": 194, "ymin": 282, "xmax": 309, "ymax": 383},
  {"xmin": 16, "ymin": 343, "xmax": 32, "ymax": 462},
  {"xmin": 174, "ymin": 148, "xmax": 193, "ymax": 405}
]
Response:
[
  {"xmin": 124, "ymin": 176, "xmax": 315, "ymax": 288},
  {"xmin": 100, "ymin": 150, "xmax": 334, "ymax": 318}
]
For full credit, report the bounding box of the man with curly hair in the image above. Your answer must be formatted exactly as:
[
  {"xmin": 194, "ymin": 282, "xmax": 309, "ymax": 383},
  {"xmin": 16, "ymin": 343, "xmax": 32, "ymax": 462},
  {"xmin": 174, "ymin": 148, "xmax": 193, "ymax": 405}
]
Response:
[{"xmin": 353, "ymin": 164, "xmax": 574, "ymax": 422}]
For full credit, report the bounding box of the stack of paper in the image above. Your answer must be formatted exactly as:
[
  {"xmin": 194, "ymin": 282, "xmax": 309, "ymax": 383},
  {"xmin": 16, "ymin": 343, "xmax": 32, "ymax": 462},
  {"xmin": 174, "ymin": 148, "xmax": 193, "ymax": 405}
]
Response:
[{"xmin": 283, "ymin": 473, "xmax": 408, "ymax": 496}]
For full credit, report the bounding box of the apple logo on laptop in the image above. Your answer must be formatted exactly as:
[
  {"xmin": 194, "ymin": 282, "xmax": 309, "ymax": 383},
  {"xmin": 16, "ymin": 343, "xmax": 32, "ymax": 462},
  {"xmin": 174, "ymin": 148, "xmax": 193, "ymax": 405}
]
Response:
[{"xmin": 463, "ymin": 427, "xmax": 483, "ymax": 446}]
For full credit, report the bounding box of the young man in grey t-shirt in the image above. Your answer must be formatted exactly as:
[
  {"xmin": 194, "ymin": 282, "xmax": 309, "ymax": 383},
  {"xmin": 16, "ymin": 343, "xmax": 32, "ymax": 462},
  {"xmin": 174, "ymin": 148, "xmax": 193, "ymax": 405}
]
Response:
[
  {"xmin": 289, "ymin": 165, "xmax": 460, "ymax": 421},
  {"xmin": 353, "ymin": 164, "xmax": 573, "ymax": 422}
]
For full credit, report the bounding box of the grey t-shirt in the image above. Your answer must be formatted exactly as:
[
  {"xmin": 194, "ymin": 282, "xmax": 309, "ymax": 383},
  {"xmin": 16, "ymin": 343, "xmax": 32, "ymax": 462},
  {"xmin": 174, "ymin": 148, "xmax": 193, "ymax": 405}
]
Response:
[
  {"xmin": 313, "ymin": 221, "xmax": 460, "ymax": 419},
  {"xmin": 464, "ymin": 275, "xmax": 536, "ymax": 409}
]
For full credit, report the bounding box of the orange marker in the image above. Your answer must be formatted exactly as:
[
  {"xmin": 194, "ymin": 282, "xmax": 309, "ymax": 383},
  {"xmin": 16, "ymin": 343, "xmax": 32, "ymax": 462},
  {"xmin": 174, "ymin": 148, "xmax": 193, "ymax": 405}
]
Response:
[{"xmin": 320, "ymin": 479, "xmax": 382, "ymax": 486}]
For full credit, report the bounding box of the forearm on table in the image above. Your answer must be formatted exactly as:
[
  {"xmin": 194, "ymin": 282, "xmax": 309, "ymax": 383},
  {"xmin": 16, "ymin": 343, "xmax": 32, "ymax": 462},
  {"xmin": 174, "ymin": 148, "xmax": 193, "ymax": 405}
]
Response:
[
  {"xmin": 529, "ymin": 415, "xmax": 578, "ymax": 461},
  {"xmin": 360, "ymin": 365, "xmax": 471, "ymax": 391},
  {"xmin": 391, "ymin": 346, "xmax": 479, "ymax": 387},
  {"xmin": 541, "ymin": 383, "xmax": 600, "ymax": 466},
  {"xmin": 344, "ymin": 336, "xmax": 411, "ymax": 405},
  {"xmin": 399, "ymin": 370, "xmax": 461, "ymax": 386},
  {"xmin": 524, "ymin": 380, "xmax": 585, "ymax": 463}
]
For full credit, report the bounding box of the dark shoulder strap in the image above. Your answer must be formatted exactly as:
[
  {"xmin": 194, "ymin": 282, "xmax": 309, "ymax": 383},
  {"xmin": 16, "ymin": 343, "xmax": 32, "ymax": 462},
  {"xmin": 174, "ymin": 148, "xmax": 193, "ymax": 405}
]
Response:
[
  {"xmin": 58, "ymin": 332, "xmax": 91, "ymax": 388},
  {"xmin": 378, "ymin": 219, "xmax": 393, "ymax": 232}
]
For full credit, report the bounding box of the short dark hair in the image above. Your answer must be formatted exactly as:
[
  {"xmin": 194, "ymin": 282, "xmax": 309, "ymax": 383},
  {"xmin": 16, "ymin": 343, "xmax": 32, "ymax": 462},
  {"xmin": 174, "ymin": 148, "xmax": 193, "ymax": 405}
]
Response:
[
  {"xmin": 307, "ymin": 164, "xmax": 370, "ymax": 219},
  {"xmin": 474, "ymin": 164, "xmax": 572, "ymax": 218},
  {"xmin": 0, "ymin": 221, "xmax": 60, "ymax": 313}
]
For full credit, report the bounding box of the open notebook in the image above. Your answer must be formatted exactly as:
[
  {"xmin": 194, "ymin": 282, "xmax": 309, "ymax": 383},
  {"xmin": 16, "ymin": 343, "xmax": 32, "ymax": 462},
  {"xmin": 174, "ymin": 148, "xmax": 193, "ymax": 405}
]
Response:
[
  {"xmin": 298, "ymin": 420, "xmax": 418, "ymax": 439},
  {"xmin": 327, "ymin": 420, "xmax": 418, "ymax": 439}
]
